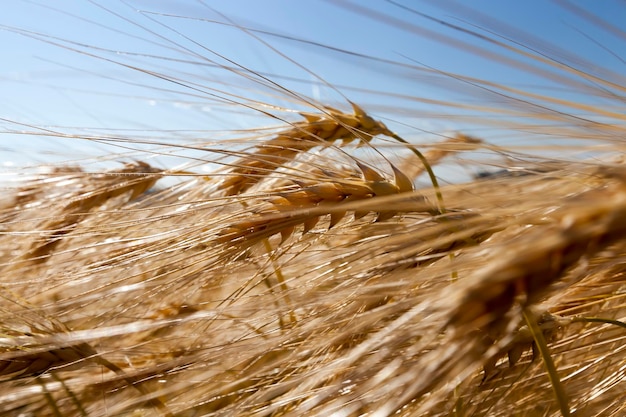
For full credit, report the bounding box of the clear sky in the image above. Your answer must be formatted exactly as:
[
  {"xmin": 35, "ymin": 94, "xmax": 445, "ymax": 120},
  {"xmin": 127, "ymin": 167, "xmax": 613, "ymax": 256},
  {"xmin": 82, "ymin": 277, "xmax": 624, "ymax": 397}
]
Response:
[{"xmin": 1, "ymin": 1, "xmax": 624, "ymax": 172}]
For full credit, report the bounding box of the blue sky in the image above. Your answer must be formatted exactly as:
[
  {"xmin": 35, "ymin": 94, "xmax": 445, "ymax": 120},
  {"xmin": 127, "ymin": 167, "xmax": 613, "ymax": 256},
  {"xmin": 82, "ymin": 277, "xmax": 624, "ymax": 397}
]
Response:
[{"xmin": 1, "ymin": 1, "xmax": 624, "ymax": 172}]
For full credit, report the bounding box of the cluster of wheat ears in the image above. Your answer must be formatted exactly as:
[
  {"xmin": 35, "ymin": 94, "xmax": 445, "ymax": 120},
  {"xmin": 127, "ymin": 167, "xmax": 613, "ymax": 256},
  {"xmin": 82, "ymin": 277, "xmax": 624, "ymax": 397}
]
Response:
[{"xmin": 1, "ymin": 2, "xmax": 625, "ymax": 416}]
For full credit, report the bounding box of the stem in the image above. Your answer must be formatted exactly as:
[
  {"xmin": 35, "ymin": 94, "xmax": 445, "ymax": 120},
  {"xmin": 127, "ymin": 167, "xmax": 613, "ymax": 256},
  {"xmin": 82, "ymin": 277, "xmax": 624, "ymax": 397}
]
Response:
[
  {"xmin": 572, "ymin": 316, "xmax": 626, "ymax": 330},
  {"xmin": 390, "ymin": 133, "xmax": 445, "ymax": 214},
  {"xmin": 523, "ymin": 309, "xmax": 570, "ymax": 417},
  {"xmin": 390, "ymin": 133, "xmax": 459, "ymax": 280},
  {"xmin": 52, "ymin": 373, "xmax": 88, "ymax": 416},
  {"xmin": 39, "ymin": 376, "xmax": 63, "ymax": 417}
]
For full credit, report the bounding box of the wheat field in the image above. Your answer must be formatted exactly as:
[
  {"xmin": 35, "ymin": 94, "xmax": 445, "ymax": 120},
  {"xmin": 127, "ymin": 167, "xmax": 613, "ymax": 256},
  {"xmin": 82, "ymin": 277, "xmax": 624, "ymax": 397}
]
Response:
[{"xmin": 1, "ymin": 2, "xmax": 625, "ymax": 416}]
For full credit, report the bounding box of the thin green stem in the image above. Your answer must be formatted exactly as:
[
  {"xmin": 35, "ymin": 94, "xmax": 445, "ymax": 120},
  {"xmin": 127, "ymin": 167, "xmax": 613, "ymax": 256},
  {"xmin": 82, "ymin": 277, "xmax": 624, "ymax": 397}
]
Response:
[
  {"xmin": 52, "ymin": 373, "xmax": 88, "ymax": 416},
  {"xmin": 572, "ymin": 316, "xmax": 626, "ymax": 330},
  {"xmin": 388, "ymin": 132, "xmax": 460, "ymax": 280},
  {"xmin": 389, "ymin": 132, "xmax": 445, "ymax": 214},
  {"xmin": 523, "ymin": 309, "xmax": 570, "ymax": 417},
  {"xmin": 38, "ymin": 377, "xmax": 63, "ymax": 417}
]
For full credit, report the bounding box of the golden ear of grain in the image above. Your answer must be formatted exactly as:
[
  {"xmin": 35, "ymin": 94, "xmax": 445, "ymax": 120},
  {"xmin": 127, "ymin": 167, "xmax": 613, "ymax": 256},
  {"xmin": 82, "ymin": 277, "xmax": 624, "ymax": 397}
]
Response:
[
  {"xmin": 0, "ymin": 342, "xmax": 96, "ymax": 381},
  {"xmin": 15, "ymin": 162, "xmax": 161, "ymax": 266},
  {"xmin": 217, "ymin": 163, "xmax": 431, "ymax": 244},
  {"xmin": 0, "ymin": 319, "xmax": 99, "ymax": 381},
  {"xmin": 219, "ymin": 104, "xmax": 393, "ymax": 195},
  {"xmin": 448, "ymin": 179, "xmax": 626, "ymax": 335}
]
